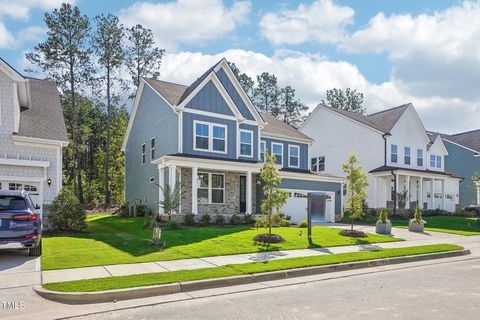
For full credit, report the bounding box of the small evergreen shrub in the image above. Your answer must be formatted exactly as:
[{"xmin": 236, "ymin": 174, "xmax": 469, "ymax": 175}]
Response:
[
  {"xmin": 184, "ymin": 213, "xmax": 195, "ymax": 226},
  {"xmin": 199, "ymin": 213, "xmax": 211, "ymax": 226},
  {"xmin": 136, "ymin": 205, "xmax": 146, "ymax": 217},
  {"xmin": 411, "ymin": 206, "xmax": 426, "ymax": 224},
  {"xmin": 280, "ymin": 218, "xmax": 291, "ymax": 227},
  {"xmin": 298, "ymin": 219, "xmax": 308, "ymax": 228},
  {"xmin": 243, "ymin": 213, "xmax": 256, "ymax": 224},
  {"xmin": 215, "ymin": 214, "xmax": 226, "ymax": 226},
  {"xmin": 167, "ymin": 219, "xmax": 180, "ymax": 229},
  {"xmin": 377, "ymin": 208, "xmax": 390, "ymax": 224},
  {"xmin": 230, "ymin": 213, "xmax": 243, "ymax": 225},
  {"xmin": 48, "ymin": 188, "xmax": 86, "ymax": 231}
]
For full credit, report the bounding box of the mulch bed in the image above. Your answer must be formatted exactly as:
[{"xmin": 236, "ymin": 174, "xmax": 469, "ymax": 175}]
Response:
[
  {"xmin": 253, "ymin": 233, "xmax": 285, "ymax": 243},
  {"xmin": 339, "ymin": 229, "xmax": 367, "ymax": 238}
]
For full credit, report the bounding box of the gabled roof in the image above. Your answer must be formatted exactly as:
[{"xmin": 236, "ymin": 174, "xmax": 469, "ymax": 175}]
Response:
[
  {"xmin": 178, "ymin": 60, "xmax": 223, "ymax": 105},
  {"xmin": 432, "ymin": 129, "xmax": 480, "ymax": 153},
  {"xmin": 323, "ymin": 103, "xmax": 411, "ymax": 134},
  {"xmin": 17, "ymin": 78, "xmax": 68, "ymax": 142},
  {"xmin": 261, "ymin": 113, "xmax": 313, "ymax": 142},
  {"xmin": 370, "ymin": 165, "xmax": 463, "ymax": 179},
  {"xmin": 143, "ymin": 78, "xmax": 187, "ymax": 106}
]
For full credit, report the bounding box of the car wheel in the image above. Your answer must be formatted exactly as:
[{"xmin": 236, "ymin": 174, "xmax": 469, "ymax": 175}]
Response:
[{"xmin": 28, "ymin": 241, "xmax": 42, "ymax": 257}]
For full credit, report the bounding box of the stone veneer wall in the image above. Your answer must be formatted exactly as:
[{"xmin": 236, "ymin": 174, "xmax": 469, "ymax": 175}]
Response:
[{"xmin": 180, "ymin": 167, "xmax": 257, "ymax": 215}]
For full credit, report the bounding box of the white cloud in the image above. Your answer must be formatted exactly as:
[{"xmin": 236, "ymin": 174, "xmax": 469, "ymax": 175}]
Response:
[
  {"xmin": 119, "ymin": 0, "xmax": 251, "ymax": 50},
  {"xmin": 0, "ymin": 21, "xmax": 14, "ymax": 48},
  {"xmin": 0, "ymin": 0, "xmax": 75, "ymax": 19},
  {"xmin": 259, "ymin": 0, "xmax": 354, "ymax": 46}
]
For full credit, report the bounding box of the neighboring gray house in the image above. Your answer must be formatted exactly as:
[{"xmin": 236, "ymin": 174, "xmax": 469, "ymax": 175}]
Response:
[
  {"xmin": 122, "ymin": 58, "xmax": 344, "ymax": 223},
  {"xmin": 0, "ymin": 58, "xmax": 68, "ymax": 211},
  {"xmin": 434, "ymin": 130, "xmax": 480, "ymax": 207}
]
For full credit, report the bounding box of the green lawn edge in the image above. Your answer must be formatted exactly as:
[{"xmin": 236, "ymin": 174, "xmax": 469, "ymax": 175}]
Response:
[
  {"xmin": 44, "ymin": 244, "xmax": 463, "ymax": 293},
  {"xmin": 393, "ymin": 225, "xmax": 480, "ymax": 236}
]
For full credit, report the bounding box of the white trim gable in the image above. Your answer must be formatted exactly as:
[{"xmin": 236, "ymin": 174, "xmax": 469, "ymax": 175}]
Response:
[
  {"xmin": 122, "ymin": 81, "xmax": 145, "ymax": 151},
  {"xmin": 431, "ymin": 134, "xmax": 449, "ymax": 156},
  {"xmin": 214, "ymin": 58, "xmax": 265, "ymax": 126},
  {"xmin": 390, "ymin": 104, "xmax": 431, "ymax": 145}
]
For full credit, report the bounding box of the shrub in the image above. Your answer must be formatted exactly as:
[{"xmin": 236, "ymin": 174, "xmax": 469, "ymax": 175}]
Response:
[
  {"xmin": 184, "ymin": 213, "xmax": 195, "ymax": 226},
  {"xmin": 243, "ymin": 213, "xmax": 256, "ymax": 224},
  {"xmin": 271, "ymin": 213, "xmax": 283, "ymax": 227},
  {"xmin": 166, "ymin": 219, "xmax": 180, "ymax": 230},
  {"xmin": 230, "ymin": 213, "xmax": 243, "ymax": 225},
  {"xmin": 454, "ymin": 210, "xmax": 476, "ymax": 217},
  {"xmin": 285, "ymin": 215, "xmax": 292, "ymax": 221},
  {"xmin": 280, "ymin": 219, "xmax": 291, "ymax": 227},
  {"xmin": 377, "ymin": 208, "xmax": 390, "ymax": 224},
  {"xmin": 48, "ymin": 188, "xmax": 86, "ymax": 231},
  {"xmin": 136, "ymin": 205, "xmax": 146, "ymax": 217},
  {"xmin": 411, "ymin": 206, "xmax": 426, "ymax": 224},
  {"xmin": 215, "ymin": 214, "xmax": 226, "ymax": 226},
  {"xmin": 198, "ymin": 213, "xmax": 211, "ymax": 226},
  {"xmin": 298, "ymin": 219, "xmax": 308, "ymax": 228}
]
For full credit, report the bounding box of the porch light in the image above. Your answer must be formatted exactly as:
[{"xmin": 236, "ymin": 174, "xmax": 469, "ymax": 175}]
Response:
[{"xmin": 47, "ymin": 178, "xmax": 52, "ymax": 187}]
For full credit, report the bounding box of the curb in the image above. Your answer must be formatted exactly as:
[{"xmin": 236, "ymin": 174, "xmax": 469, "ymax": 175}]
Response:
[{"xmin": 34, "ymin": 249, "xmax": 470, "ymax": 304}]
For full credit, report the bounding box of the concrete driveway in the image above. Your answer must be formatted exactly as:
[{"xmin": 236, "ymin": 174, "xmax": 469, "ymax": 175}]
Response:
[{"xmin": 0, "ymin": 250, "xmax": 41, "ymax": 289}]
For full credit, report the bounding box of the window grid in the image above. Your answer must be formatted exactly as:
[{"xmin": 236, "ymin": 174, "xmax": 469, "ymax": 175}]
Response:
[
  {"xmin": 272, "ymin": 143, "xmax": 283, "ymax": 166},
  {"xmin": 288, "ymin": 145, "xmax": 300, "ymax": 168},
  {"xmin": 150, "ymin": 138, "xmax": 155, "ymax": 160},
  {"xmin": 404, "ymin": 147, "xmax": 411, "ymax": 165},
  {"xmin": 194, "ymin": 121, "xmax": 227, "ymax": 154},
  {"xmin": 239, "ymin": 129, "xmax": 253, "ymax": 157},
  {"xmin": 141, "ymin": 144, "xmax": 146, "ymax": 164},
  {"xmin": 391, "ymin": 144, "xmax": 398, "ymax": 163},
  {"xmin": 260, "ymin": 140, "xmax": 266, "ymax": 162},
  {"xmin": 417, "ymin": 149, "xmax": 423, "ymax": 166},
  {"xmin": 197, "ymin": 172, "xmax": 225, "ymax": 204}
]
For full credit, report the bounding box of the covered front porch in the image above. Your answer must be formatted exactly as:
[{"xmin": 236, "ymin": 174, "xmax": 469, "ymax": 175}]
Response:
[
  {"xmin": 370, "ymin": 168, "xmax": 460, "ymax": 212},
  {"xmin": 154, "ymin": 155, "xmax": 263, "ymax": 215}
]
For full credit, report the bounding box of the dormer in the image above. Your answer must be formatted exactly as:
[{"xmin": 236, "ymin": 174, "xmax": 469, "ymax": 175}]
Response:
[{"xmin": 427, "ymin": 134, "xmax": 448, "ymax": 172}]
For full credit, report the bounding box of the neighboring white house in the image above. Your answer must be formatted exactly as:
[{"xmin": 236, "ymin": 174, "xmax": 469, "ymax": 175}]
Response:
[
  {"xmin": 301, "ymin": 103, "xmax": 462, "ymax": 213},
  {"xmin": 0, "ymin": 58, "xmax": 68, "ymax": 212}
]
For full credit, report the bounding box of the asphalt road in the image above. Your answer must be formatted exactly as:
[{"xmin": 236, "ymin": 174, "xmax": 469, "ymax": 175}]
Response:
[{"xmin": 73, "ymin": 254, "xmax": 480, "ymax": 320}]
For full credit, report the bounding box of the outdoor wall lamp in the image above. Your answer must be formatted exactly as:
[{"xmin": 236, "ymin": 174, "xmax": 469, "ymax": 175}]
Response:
[{"xmin": 47, "ymin": 178, "xmax": 52, "ymax": 187}]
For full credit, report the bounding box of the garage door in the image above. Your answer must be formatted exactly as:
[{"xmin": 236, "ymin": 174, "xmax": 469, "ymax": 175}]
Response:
[
  {"xmin": 281, "ymin": 190, "xmax": 335, "ymax": 224},
  {"xmin": 0, "ymin": 181, "xmax": 42, "ymax": 210}
]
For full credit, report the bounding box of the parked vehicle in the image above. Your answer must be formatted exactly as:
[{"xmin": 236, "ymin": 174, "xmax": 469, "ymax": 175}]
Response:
[
  {"xmin": 0, "ymin": 190, "xmax": 42, "ymax": 256},
  {"xmin": 464, "ymin": 204, "xmax": 480, "ymax": 215}
]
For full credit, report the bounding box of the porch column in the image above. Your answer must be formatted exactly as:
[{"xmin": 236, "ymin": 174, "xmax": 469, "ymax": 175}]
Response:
[
  {"xmin": 405, "ymin": 175, "xmax": 411, "ymax": 209},
  {"xmin": 340, "ymin": 182, "xmax": 344, "ymax": 217},
  {"xmin": 158, "ymin": 166, "xmax": 165, "ymax": 214},
  {"xmin": 168, "ymin": 165, "xmax": 177, "ymax": 188},
  {"xmin": 192, "ymin": 167, "xmax": 198, "ymax": 214},
  {"xmin": 432, "ymin": 178, "xmax": 435, "ymax": 209},
  {"xmin": 477, "ymin": 183, "xmax": 480, "ymax": 205},
  {"xmin": 246, "ymin": 171, "xmax": 252, "ymax": 214},
  {"xmin": 419, "ymin": 177, "xmax": 424, "ymax": 209},
  {"xmin": 441, "ymin": 179, "xmax": 446, "ymax": 210},
  {"xmin": 373, "ymin": 177, "xmax": 378, "ymax": 208},
  {"xmin": 395, "ymin": 174, "xmax": 400, "ymax": 208}
]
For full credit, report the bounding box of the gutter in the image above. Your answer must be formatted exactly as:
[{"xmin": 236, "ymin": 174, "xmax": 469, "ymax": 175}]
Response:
[
  {"xmin": 391, "ymin": 169, "xmax": 397, "ymax": 215},
  {"xmin": 382, "ymin": 133, "xmax": 391, "ymax": 166}
]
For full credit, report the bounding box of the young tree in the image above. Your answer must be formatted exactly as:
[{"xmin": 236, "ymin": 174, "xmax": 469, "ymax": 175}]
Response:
[
  {"xmin": 26, "ymin": 3, "xmax": 92, "ymax": 203},
  {"xmin": 228, "ymin": 62, "xmax": 255, "ymax": 98},
  {"xmin": 319, "ymin": 88, "xmax": 365, "ymax": 114},
  {"xmin": 92, "ymin": 13, "xmax": 125, "ymax": 206},
  {"xmin": 125, "ymin": 24, "xmax": 165, "ymax": 97},
  {"xmin": 278, "ymin": 85, "xmax": 309, "ymax": 128},
  {"xmin": 342, "ymin": 154, "xmax": 369, "ymax": 231},
  {"xmin": 259, "ymin": 152, "xmax": 289, "ymax": 237},
  {"xmin": 253, "ymin": 72, "xmax": 280, "ymax": 114}
]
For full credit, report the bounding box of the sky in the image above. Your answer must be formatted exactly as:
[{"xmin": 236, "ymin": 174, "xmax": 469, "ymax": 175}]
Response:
[{"xmin": 0, "ymin": 0, "xmax": 479, "ymax": 134}]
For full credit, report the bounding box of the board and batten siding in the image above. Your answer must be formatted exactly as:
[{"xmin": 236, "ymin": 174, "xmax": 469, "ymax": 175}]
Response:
[
  {"xmin": 444, "ymin": 140, "xmax": 480, "ymax": 207},
  {"xmin": 215, "ymin": 68, "xmax": 255, "ymax": 121},
  {"xmin": 185, "ymin": 80, "xmax": 234, "ymax": 116},
  {"xmin": 261, "ymin": 137, "xmax": 308, "ymax": 170},
  {"xmin": 125, "ymin": 84, "xmax": 178, "ymax": 213}
]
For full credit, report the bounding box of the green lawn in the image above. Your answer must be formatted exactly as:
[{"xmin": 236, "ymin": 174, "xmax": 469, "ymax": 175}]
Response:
[
  {"xmin": 389, "ymin": 216, "xmax": 480, "ymax": 236},
  {"xmin": 44, "ymin": 244, "xmax": 463, "ymax": 292},
  {"xmin": 42, "ymin": 215, "xmax": 402, "ymax": 270}
]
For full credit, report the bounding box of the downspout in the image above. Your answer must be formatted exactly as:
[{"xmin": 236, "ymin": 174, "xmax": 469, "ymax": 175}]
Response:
[
  {"xmin": 382, "ymin": 133, "xmax": 391, "ymax": 166},
  {"xmin": 391, "ymin": 170, "xmax": 397, "ymax": 215}
]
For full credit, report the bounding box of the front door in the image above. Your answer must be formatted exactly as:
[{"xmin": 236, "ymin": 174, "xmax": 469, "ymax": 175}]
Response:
[{"xmin": 239, "ymin": 176, "xmax": 246, "ymax": 213}]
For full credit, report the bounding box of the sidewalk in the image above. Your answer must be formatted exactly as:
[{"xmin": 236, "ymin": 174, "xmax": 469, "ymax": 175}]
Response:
[{"xmin": 41, "ymin": 225, "xmax": 472, "ymax": 284}]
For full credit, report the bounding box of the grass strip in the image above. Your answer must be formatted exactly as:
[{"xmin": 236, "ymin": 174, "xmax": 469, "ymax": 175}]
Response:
[{"xmin": 44, "ymin": 244, "xmax": 462, "ymax": 292}]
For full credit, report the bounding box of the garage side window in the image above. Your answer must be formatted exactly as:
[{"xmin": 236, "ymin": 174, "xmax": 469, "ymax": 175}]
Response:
[{"xmin": 310, "ymin": 156, "xmax": 325, "ymax": 172}]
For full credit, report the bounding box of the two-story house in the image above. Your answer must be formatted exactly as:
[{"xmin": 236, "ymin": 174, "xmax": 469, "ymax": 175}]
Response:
[
  {"xmin": 122, "ymin": 59, "xmax": 343, "ymax": 223},
  {"xmin": 434, "ymin": 130, "xmax": 479, "ymax": 207},
  {"xmin": 301, "ymin": 103, "xmax": 462, "ymax": 213},
  {"xmin": 0, "ymin": 58, "xmax": 68, "ymax": 211}
]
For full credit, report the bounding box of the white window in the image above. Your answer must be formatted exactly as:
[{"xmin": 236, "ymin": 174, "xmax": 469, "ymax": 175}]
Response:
[
  {"xmin": 311, "ymin": 156, "xmax": 325, "ymax": 172},
  {"xmin": 404, "ymin": 147, "xmax": 411, "ymax": 165},
  {"xmin": 288, "ymin": 145, "xmax": 300, "ymax": 168},
  {"xmin": 260, "ymin": 140, "xmax": 266, "ymax": 162},
  {"xmin": 417, "ymin": 149, "xmax": 423, "ymax": 167},
  {"xmin": 272, "ymin": 143, "xmax": 283, "ymax": 166},
  {"xmin": 194, "ymin": 121, "xmax": 227, "ymax": 153},
  {"xmin": 9, "ymin": 183, "xmax": 22, "ymax": 191},
  {"xmin": 141, "ymin": 144, "xmax": 146, "ymax": 164},
  {"xmin": 197, "ymin": 172, "xmax": 225, "ymax": 204},
  {"xmin": 24, "ymin": 185, "xmax": 37, "ymax": 192},
  {"xmin": 239, "ymin": 129, "xmax": 253, "ymax": 157},
  {"xmin": 436, "ymin": 155, "xmax": 442, "ymax": 168},
  {"xmin": 391, "ymin": 144, "xmax": 398, "ymax": 163},
  {"xmin": 430, "ymin": 155, "xmax": 442, "ymax": 168},
  {"xmin": 150, "ymin": 137, "xmax": 155, "ymax": 160}
]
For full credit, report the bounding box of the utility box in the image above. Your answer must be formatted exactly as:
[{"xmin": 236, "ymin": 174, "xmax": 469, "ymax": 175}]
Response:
[{"xmin": 307, "ymin": 192, "xmax": 329, "ymax": 242}]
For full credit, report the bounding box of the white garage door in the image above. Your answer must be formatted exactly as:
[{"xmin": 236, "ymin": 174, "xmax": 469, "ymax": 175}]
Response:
[
  {"xmin": 0, "ymin": 181, "xmax": 42, "ymax": 209},
  {"xmin": 281, "ymin": 190, "xmax": 336, "ymax": 224}
]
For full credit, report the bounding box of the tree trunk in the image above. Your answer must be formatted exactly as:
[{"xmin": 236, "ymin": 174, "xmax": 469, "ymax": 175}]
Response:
[
  {"xmin": 70, "ymin": 60, "xmax": 84, "ymax": 204},
  {"xmin": 104, "ymin": 64, "xmax": 111, "ymax": 206}
]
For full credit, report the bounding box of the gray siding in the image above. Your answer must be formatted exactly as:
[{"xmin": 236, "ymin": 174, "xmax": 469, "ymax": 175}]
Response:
[
  {"xmin": 279, "ymin": 178, "xmax": 342, "ymax": 214},
  {"xmin": 444, "ymin": 141, "xmax": 480, "ymax": 206},
  {"xmin": 125, "ymin": 84, "xmax": 178, "ymax": 213},
  {"xmin": 182, "ymin": 112, "xmax": 237, "ymax": 159},
  {"xmin": 261, "ymin": 137, "xmax": 309, "ymax": 170},
  {"xmin": 216, "ymin": 68, "xmax": 255, "ymax": 120},
  {"xmin": 185, "ymin": 80, "xmax": 234, "ymax": 116}
]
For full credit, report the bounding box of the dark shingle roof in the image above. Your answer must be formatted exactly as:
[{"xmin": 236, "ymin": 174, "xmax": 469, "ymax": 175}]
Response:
[
  {"xmin": 144, "ymin": 78, "xmax": 187, "ymax": 106},
  {"xmin": 369, "ymin": 165, "xmax": 463, "ymax": 179},
  {"xmin": 325, "ymin": 103, "xmax": 411, "ymax": 133},
  {"xmin": 447, "ymin": 130, "xmax": 480, "ymax": 153},
  {"xmin": 17, "ymin": 78, "xmax": 67, "ymax": 141},
  {"xmin": 261, "ymin": 113, "xmax": 313, "ymax": 142},
  {"xmin": 177, "ymin": 60, "xmax": 223, "ymax": 105}
]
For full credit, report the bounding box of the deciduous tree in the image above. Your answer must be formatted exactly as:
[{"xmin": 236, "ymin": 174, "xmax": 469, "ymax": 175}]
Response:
[
  {"xmin": 342, "ymin": 154, "xmax": 369, "ymax": 231},
  {"xmin": 319, "ymin": 88, "xmax": 365, "ymax": 114}
]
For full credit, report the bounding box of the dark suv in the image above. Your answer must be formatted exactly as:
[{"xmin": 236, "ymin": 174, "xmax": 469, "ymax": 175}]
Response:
[
  {"xmin": 0, "ymin": 190, "xmax": 42, "ymax": 256},
  {"xmin": 465, "ymin": 204, "xmax": 480, "ymax": 215}
]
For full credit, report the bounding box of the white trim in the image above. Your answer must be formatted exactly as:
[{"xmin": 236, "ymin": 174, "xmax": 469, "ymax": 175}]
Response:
[
  {"xmin": 260, "ymin": 140, "xmax": 266, "ymax": 161},
  {"xmin": 271, "ymin": 142, "xmax": 284, "ymax": 166},
  {"xmin": 197, "ymin": 172, "xmax": 225, "ymax": 205},
  {"xmin": 0, "ymin": 59, "xmax": 26, "ymax": 82},
  {"xmin": 178, "ymin": 111, "xmax": 183, "ymax": 153},
  {"xmin": 235, "ymin": 121, "xmax": 240, "ymax": 159},
  {"xmin": 261, "ymin": 132, "xmax": 313, "ymax": 144},
  {"xmin": 180, "ymin": 107, "xmax": 258, "ymax": 126},
  {"xmin": 288, "ymin": 144, "xmax": 300, "ymax": 168},
  {"xmin": 122, "ymin": 81, "xmax": 145, "ymax": 152},
  {"xmin": 12, "ymin": 135, "xmax": 68, "ymax": 148},
  {"xmin": 442, "ymin": 137, "xmax": 480, "ymax": 154},
  {"xmin": 56, "ymin": 146, "xmax": 62, "ymax": 194},
  {"xmin": 239, "ymin": 129, "xmax": 254, "ymax": 158},
  {"xmin": 0, "ymin": 175, "xmax": 45, "ymax": 182},
  {"xmin": 0, "ymin": 157, "xmax": 50, "ymax": 168},
  {"xmin": 214, "ymin": 59, "xmax": 265, "ymax": 126},
  {"xmin": 279, "ymin": 171, "xmax": 344, "ymax": 183},
  {"xmin": 154, "ymin": 155, "xmax": 263, "ymax": 173},
  {"xmin": 193, "ymin": 120, "xmax": 228, "ymax": 154}
]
